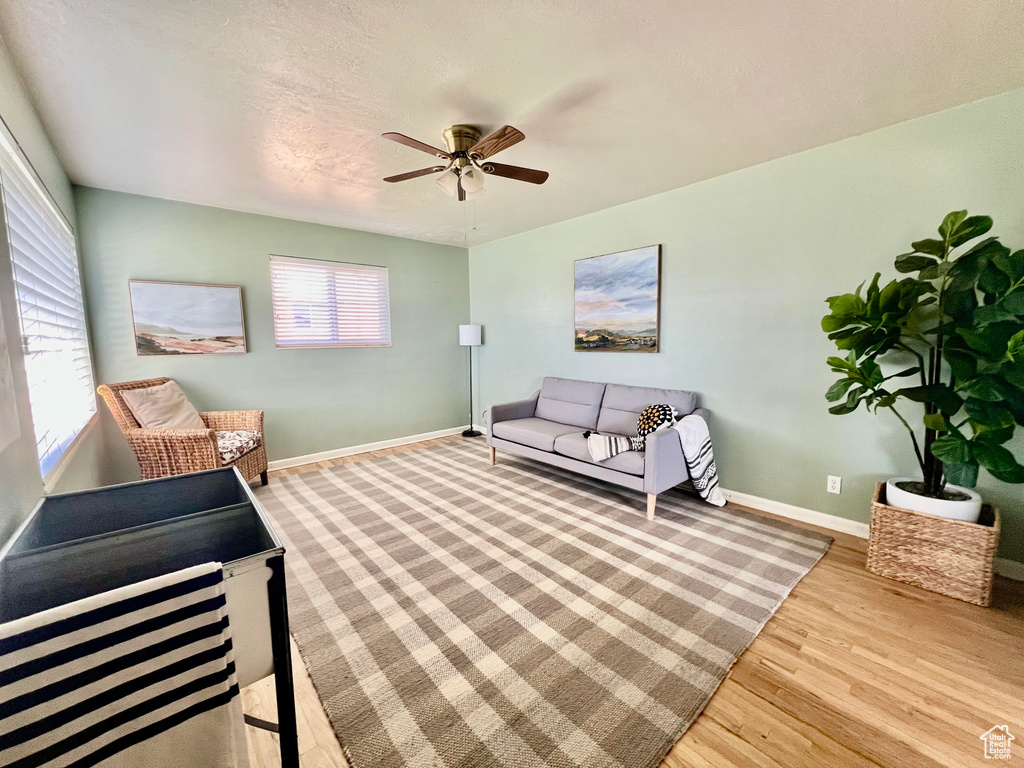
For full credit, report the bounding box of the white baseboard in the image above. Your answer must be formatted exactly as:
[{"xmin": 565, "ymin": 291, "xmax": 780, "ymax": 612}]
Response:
[
  {"xmin": 721, "ymin": 487, "xmax": 1023, "ymax": 581},
  {"xmin": 268, "ymin": 426, "xmax": 470, "ymax": 471},
  {"xmin": 720, "ymin": 488, "xmax": 871, "ymax": 538},
  {"xmin": 995, "ymin": 558, "xmax": 1024, "ymax": 581}
]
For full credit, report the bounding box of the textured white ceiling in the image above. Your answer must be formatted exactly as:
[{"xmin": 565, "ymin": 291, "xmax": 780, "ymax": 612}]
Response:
[{"xmin": 1, "ymin": 1, "xmax": 1023, "ymax": 247}]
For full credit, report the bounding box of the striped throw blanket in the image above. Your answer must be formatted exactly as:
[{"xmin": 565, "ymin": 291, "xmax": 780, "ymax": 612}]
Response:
[
  {"xmin": 0, "ymin": 563, "xmax": 249, "ymax": 768},
  {"xmin": 671, "ymin": 414, "xmax": 726, "ymax": 507},
  {"xmin": 583, "ymin": 432, "xmax": 644, "ymax": 462}
]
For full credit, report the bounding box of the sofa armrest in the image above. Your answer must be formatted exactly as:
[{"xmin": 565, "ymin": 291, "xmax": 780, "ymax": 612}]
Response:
[
  {"xmin": 644, "ymin": 427, "xmax": 689, "ymax": 495},
  {"xmin": 691, "ymin": 407, "xmax": 710, "ymax": 425},
  {"xmin": 487, "ymin": 391, "xmax": 539, "ymax": 427}
]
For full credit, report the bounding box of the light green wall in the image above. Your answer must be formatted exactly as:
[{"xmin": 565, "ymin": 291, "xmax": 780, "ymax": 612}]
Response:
[
  {"xmin": 469, "ymin": 87, "xmax": 1024, "ymax": 564},
  {"xmin": 75, "ymin": 187, "xmax": 470, "ymax": 484},
  {"xmin": 0, "ymin": 32, "xmax": 96, "ymax": 543}
]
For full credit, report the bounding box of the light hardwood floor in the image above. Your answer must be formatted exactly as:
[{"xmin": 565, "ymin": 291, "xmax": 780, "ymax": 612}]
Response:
[{"xmin": 246, "ymin": 437, "xmax": 1024, "ymax": 767}]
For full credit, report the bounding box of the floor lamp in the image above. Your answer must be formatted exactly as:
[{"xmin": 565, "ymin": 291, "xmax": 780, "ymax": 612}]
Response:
[{"xmin": 459, "ymin": 324, "xmax": 482, "ymax": 437}]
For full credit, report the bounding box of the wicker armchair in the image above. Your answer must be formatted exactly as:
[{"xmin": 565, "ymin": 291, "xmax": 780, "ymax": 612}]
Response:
[{"xmin": 98, "ymin": 377, "xmax": 268, "ymax": 485}]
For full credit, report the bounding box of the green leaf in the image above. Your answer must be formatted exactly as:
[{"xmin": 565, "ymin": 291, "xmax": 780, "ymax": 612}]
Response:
[
  {"xmin": 974, "ymin": 443, "xmax": 1023, "ymax": 477},
  {"xmin": 885, "ymin": 366, "xmax": 920, "ymax": 380},
  {"xmin": 992, "ymin": 248, "xmax": 1024, "ymax": 282},
  {"xmin": 827, "ymin": 355, "xmax": 856, "ymax": 372},
  {"xmin": 828, "ymin": 388, "xmax": 863, "ymax": 415},
  {"xmin": 897, "ymin": 384, "xmax": 963, "ymax": 415},
  {"xmin": 964, "ymin": 398, "xmax": 1015, "ymax": 430},
  {"xmin": 943, "ymin": 347, "xmax": 978, "ymax": 380},
  {"xmin": 1003, "ymin": 290, "xmax": 1024, "ymax": 315},
  {"xmin": 939, "ymin": 211, "xmax": 968, "ymax": 241},
  {"xmin": 919, "ymin": 261, "xmax": 954, "ymax": 281},
  {"xmin": 1007, "ymin": 330, "xmax": 1024, "ymax": 362},
  {"xmin": 948, "ymin": 215, "xmax": 993, "ymax": 247},
  {"xmin": 825, "ymin": 292, "xmax": 866, "ymax": 317},
  {"xmin": 960, "ymin": 326, "xmax": 1008, "ymax": 358},
  {"xmin": 1002, "ymin": 359, "xmax": 1024, "ymax": 388},
  {"xmin": 821, "ymin": 315, "xmax": 850, "ymax": 332},
  {"xmin": 973, "ymin": 304, "xmax": 1017, "ymax": 326},
  {"xmin": 958, "ymin": 376, "xmax": 1007, "ymax": 402},
  {"xmin": 923, "ymin": 413, "xmax": 948, "ymax": 431},
  {"xmin": 989, "ymin": 462, "xmax": 1024, "ymax": 484},
  {"xmin": 946, "ymin": 238, "xmax": 1002, "ymax": 291},
  {"xmin": 944, "ymin": 462, "xmax": 980, "ymax": 488},
  {"xmin": 979, "ymin": 263, "xmax": 1011, "ymax": 295},
  {"xmin": 930, "ymin": 434, "xmax": 972, "ymax": 464},
  {"xmin": 825, "ymin": 378, "xmax": 856, "ymax": 402},
  {"xmin": 975, "ymin": 425, "xmax": 1015, "ymax": 445},
  {"xmin": 942, "ymin": 288, "xmax": 978, "ymax": 322},
  {"xmin": 895, "ymin": 253, "xmax": 938, "ymax": 273},
  {"xmin": 910, "ymin": 239, "xmax": 946, "ymax": 256}
]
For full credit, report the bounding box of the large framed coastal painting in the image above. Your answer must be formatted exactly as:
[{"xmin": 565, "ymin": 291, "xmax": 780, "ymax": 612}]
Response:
[
  {"xmin": 574, "ymin": 245, "xmax": 660, "ymax": 352},
  {"xmin": 129, "ymin": 280, "xmax": 247, "ymax": 356}
]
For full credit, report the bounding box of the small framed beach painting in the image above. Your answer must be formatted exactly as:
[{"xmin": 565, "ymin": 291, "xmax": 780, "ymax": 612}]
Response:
[
  {"xmin": 574, "ymin": 245, "xmax": 660, "ymax": 352},
  {"xmin": 129, "ymin": 280, "xmax": 247, "ymax": 356}
]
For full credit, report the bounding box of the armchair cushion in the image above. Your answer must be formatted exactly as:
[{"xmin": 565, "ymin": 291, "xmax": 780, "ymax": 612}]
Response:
[
  {"xmin": 121, "ymin": 380, "xmax": 205, "ymax": 430},
  {"xmin": 216, "ymin": 430, "xmax": 262, "ymax": 465}
]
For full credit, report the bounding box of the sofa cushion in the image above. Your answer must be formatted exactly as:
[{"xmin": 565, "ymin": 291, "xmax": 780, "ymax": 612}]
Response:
[
  {"xmin": 491, "ymin": 418, "xmax": 580, "ymax": 452},
  {"xmin": 553, "ymin": 433, "xmax": 645, "ymax": 476},
  {"xmin": 597, "ymin": 384, "xmax": 698, "ymax": 435},
  {"xmin": 534, "ymin": 377, "xmax": 606, "ymax": 430}
]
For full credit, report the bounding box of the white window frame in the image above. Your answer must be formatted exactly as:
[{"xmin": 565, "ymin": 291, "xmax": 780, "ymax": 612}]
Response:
[
  {"xmin": 269, "ymin": 254, "xmax": 392, "ymax": 349},
  {"xmin": 0, "ymin": 118, "xmax": 96, "ymax": 484}
]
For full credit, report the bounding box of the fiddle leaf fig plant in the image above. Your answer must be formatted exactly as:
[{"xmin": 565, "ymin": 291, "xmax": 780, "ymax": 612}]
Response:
[{"xmin": 822, "ymin": 210, "xmax": 1024, "ymax": 498}]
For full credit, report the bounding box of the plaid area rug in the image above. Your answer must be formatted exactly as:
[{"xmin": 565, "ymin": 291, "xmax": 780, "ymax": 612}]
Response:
[{"xmin": 255, "ymin": 439, "xmax": 831, "ymax": 768}]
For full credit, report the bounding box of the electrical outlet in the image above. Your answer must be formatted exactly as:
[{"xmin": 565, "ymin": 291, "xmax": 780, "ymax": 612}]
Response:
[{"xmin": 827, "ymin": 475, "xmax": 842, "ymax": 494}]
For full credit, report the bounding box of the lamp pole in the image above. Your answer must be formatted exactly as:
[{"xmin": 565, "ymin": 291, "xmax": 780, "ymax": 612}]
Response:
[{"xmin": 459, "ymin": 324, "xmax": 482, "ymax": 437}]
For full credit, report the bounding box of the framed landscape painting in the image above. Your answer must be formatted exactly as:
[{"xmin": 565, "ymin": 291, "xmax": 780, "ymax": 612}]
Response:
[
  {"xmin": 129, "ymin": 280, "xmax": 247, "ymax": 356},
  {"xmin": 574, "ymin": 245, "xmax": 660, "ymax": 352}
]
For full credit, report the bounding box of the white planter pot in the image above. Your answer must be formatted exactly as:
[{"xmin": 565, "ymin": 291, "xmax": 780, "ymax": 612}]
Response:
[{"xmin": 885, "ymin": 478, "xmax": 983, "ymax": 523}]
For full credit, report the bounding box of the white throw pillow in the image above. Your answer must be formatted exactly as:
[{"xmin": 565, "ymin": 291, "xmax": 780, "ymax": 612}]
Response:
[{"xmin": 121, "ymin": 381, "xmax": 206, "ymax": 430}]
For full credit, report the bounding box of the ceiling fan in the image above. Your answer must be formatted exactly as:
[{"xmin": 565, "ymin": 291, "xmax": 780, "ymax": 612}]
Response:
[{"xmin": 382, "ymin": 124, "xmax": 549, "ymax": 201}]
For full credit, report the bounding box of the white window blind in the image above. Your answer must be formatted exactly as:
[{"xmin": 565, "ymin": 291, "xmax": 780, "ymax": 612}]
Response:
[
  {"xmin": 270, "ymin": 255, "xmax": 392, "ymax": 348},
  {"xmin": 0, "ymin": 130, "xmax": 95, "ymax": 477}
]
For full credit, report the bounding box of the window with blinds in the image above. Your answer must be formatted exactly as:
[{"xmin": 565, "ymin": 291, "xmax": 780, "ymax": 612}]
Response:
[
  {"xmin": 270, "ymin": 255, "xmax": 392, "ymax": 348},
  {"xmin": 0, "ymin": 130, "xmax": 95, "ymax": 477}
]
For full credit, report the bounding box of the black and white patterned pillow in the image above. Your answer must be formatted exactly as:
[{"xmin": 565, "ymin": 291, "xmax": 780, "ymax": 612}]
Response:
[{"xmin": 633, "ymin": 404, "xmax": 678, "ymax": 449}]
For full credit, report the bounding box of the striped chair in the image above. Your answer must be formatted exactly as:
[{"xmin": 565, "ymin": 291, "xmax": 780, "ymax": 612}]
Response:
[{"xmin": 98, "ymin": 377, "xmax": 268, "ymax": 485}]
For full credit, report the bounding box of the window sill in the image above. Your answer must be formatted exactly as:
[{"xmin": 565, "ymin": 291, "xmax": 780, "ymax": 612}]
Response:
[{"xmin": 42, "ymin": 412, "xmax": 99, "ymax": 494}]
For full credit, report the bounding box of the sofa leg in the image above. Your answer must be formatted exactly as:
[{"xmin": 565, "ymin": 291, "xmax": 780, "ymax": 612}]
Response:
[
  {"xmin": 260, "ymin": 470, "xmax": 269, "ymax": 486},
  {"xmin": 489, "ymin": 446, "xmax": 496, "ymax": 465},
  {"xmin": 646, "ymin": 494, "xmax": 657, "ymax": 521}
]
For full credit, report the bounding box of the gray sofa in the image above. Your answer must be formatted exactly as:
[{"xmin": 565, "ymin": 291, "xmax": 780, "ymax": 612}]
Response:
[{"xmin": 486, "ymin": 377, "xmax": 710, "ymax": 519}]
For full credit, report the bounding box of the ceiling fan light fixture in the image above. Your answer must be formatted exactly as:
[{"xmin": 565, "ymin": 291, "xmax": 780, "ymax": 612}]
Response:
[
  {"xmin": 460, "ymin": 163, "xmax": 486, "ymax": 194},
  {"xmin": 435, "ymin": 166, "xmax": 460, "ymax": 198}
]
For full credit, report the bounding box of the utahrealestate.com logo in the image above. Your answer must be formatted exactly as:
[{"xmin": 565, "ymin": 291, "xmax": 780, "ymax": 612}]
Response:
[{"xmin": 981, "ymin": 726, "xmax": 1015, "ymax": 760}]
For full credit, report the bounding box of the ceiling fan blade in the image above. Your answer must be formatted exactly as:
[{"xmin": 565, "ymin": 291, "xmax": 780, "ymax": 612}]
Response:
[
  {"xmin": 382, "ymin": 132, "xmax": 451, "ymax": 159},
  {"xmin": 383, "ymin": 166, "xmax": 446, "ymax": 183},
  {"xmin": 457, "ymin": 177, "xmax": 466, "ymax": 202},
  {"xmin": 468, "ymin": 125, "xmax": 525, "ymax": 160},
  {"xmin": 480, "ymin": 161, "xmax": 549, "ymax": 184}
]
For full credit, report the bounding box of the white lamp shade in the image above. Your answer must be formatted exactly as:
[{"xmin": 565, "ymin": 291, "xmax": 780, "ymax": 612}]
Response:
[
  {"xmin": 435, "ymin": 166, "xmax": 460, "ymax": 197},
  {"xmin": 459, "ymin": 324, "xmax": 482, "ymax": 346},
  {"xmin": 460, "ymin": 164, "xmax": 485, "ymax": 194}
]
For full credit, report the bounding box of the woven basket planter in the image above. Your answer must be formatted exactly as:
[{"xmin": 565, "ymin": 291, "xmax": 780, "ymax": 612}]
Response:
[{"xmin": 867, "ymin": 482, "xmax": 1000, "ymax": 606}]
